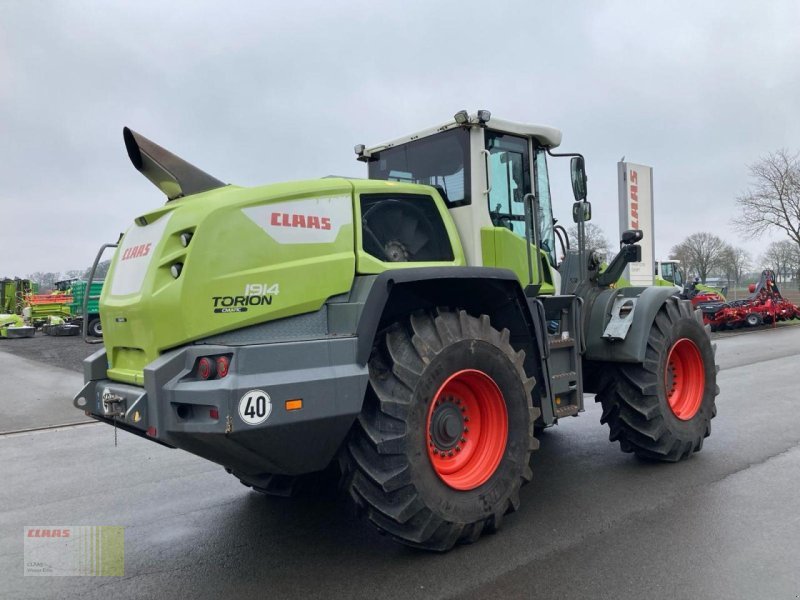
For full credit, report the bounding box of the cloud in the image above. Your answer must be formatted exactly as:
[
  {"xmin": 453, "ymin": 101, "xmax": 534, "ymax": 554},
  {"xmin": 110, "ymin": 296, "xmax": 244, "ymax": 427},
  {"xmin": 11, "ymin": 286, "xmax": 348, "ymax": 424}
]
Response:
[{"xmin": 1, "ymin": 0, "xmax": 798, "ymax": 275}]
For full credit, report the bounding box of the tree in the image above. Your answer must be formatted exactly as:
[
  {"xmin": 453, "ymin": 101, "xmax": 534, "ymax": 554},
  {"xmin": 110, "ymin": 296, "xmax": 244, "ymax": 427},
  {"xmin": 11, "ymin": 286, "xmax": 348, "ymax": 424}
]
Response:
[
  {"xmin": 669, "ymin": 232, "xmax": 727, "ymax": 283},
  {"xmin": 733, "ymin": 149, "xmax": 800, "ymax": 259},
  {"xmin": 719, "ymin": 245, "xmax": 750, "ymax": 287},
  {"xmin": 762, "ymin": 240, "xmax": 800, "ymax": 283},
  {"xmin": 567, "ymin": 222, "xmax": 612, "ymax": 259},
  {"xmin": 27, "ymin": 271, "xmax": 61, "ymax": 293},
  {"xmin": 83, "ymin": 260, "xmax": 112, "ymax": 280},
  {"xmin": 63, "ymin": 269, "xmax": 85, "ymax": 280}
]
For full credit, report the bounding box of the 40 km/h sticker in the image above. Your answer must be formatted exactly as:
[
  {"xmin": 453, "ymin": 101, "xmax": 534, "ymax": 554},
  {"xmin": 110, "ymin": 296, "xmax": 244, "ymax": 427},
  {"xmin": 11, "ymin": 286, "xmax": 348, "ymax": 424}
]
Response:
[{"xmin": 238, "ymin": 390, "xmax": 272, "ymax": 425}]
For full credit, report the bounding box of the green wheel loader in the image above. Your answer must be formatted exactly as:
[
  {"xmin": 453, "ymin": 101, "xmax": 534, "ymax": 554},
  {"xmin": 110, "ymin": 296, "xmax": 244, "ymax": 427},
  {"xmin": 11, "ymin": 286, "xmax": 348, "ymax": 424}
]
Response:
[{"xmin": 75, "ymin": 111, "xmax": 718, "ymax": 551}]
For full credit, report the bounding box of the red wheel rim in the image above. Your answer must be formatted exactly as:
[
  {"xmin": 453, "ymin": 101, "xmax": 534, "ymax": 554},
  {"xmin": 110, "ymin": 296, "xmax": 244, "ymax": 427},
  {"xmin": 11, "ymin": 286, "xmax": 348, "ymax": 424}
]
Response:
[
  {"xmin": 665, "ymin": 338, "xmax": 705, "ymax": 420},
  {"xmin": 426, "ymin": 369, "xmax": 508, "ymax": 490}
]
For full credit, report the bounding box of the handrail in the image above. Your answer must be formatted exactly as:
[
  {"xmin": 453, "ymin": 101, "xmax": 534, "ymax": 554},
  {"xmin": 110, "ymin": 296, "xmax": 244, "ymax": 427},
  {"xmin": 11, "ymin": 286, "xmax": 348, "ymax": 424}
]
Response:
[{"xmin": 480, "ymin": 149, "xmax": 492, "ymax": 195}]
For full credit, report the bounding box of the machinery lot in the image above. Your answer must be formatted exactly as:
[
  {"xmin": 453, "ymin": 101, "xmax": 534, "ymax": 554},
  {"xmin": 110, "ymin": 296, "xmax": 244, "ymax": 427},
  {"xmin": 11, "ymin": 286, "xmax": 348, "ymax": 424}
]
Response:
[{"xmin": 1, "ymin": 325, "xmax": 799, "ymax": 599}]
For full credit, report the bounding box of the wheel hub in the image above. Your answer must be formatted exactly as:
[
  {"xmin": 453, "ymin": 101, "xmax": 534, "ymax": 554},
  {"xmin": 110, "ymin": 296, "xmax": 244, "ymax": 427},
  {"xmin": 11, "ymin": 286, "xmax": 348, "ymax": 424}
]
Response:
[{"xmin": 429, "ymin": 399, "xmax": 466, "ymax": 451}]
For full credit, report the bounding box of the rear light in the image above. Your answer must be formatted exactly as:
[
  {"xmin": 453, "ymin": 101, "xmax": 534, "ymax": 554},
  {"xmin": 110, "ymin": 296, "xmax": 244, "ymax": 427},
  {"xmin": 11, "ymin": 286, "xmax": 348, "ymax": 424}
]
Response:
[
  {"xmin": 197, "ymin": 357, "xmax": 216, "ymax": 380},
  {"xmin": 146, "ymin": 426, "xmax": 157, "ymax": 437},
  {"xmin": 209, "ymin": 407, "xmax": 219, "ymax": 419},
  {"xmin": 191, "ymin": 354, "xmax": 232, "ymax": 381},
  {"xmin": 216, "ymin": 356, "xmax": 230, "ymax": 378}
]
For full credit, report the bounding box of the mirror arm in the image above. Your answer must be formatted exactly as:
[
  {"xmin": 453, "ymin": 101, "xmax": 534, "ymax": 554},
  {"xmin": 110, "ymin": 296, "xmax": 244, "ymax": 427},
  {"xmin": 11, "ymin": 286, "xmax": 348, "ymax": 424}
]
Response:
[
  {"xmin": 597, "ymin": 244, "xmax": 643, "ymax": 287},
  {"xmin": 545, "ymin": 148, "xmax": 585, "ymax": 161}
]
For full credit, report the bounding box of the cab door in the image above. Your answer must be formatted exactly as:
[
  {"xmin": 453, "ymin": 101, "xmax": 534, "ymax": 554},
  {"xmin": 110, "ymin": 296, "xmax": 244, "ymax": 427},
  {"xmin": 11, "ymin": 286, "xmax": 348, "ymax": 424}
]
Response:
[{"xmin": 481, "ymin": 131, "xmax": 553, "ymax": 293}]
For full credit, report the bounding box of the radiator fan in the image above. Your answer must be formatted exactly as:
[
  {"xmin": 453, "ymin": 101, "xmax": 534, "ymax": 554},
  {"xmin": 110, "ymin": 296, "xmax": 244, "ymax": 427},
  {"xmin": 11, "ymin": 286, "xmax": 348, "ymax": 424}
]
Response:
[{"xmin": 362, "ymin": 200, "xmax": 436, "ymax": 262}]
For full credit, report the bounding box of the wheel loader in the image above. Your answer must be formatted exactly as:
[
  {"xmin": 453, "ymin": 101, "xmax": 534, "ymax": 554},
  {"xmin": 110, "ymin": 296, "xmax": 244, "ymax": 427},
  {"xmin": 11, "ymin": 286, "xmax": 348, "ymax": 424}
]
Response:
[{"xmin": 74, "ymin": 110, "xmax": 718, "ymax": 551}]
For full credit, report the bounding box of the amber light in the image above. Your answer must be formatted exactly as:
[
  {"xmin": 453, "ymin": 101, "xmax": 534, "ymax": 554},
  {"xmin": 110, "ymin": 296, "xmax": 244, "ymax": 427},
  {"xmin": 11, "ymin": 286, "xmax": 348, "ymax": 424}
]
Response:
[{"xmin": 285, "ymin": 399, "xmax": 303, "ymax": 411}]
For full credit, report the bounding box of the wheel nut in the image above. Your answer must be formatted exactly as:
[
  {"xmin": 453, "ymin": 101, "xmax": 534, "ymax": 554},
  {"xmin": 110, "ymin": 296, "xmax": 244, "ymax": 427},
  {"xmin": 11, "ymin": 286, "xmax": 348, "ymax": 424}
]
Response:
[{"xmin": 461, "ymin": 437, "xmax": 467, "ymax": 443}]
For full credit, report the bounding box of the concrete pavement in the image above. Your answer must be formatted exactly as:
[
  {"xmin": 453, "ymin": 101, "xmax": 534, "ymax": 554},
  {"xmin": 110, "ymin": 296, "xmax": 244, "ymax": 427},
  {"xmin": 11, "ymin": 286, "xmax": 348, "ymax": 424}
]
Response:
[{"xmin": 1, "ymin": 326, "xmax": 799, "ymax": 599}]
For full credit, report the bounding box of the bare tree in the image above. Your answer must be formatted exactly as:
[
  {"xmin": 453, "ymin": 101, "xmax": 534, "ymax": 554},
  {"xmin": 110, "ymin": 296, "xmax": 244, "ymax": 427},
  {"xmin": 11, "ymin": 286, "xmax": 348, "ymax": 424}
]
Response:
[
  {"xmin": 762, "ymin": 240, "xmax": 800, "ymax": 284},
  {"xmin": 719, "ymin": 245, "xmax": 750, "ymax": 287},
  {"xmin": 83, "ymin": 260, "xmax": 111, "ymax": 280},
  {"xmin": 567, "ymin": 222, "xmax": 612, "ymax": 259},
  {"xmin": 733, "ymin": 149, "xmax": 800, "ymax": 258},
  {"xmin": 63, "ymin": 269, "xmax": 85, "ymax": 280},
  {"xmin": 669, "ymin": 232, "xmax": 727, "ymax": 283},
  {"xmin": 27, "ymin": 271, "xmax": 62, "ymax": 294}
]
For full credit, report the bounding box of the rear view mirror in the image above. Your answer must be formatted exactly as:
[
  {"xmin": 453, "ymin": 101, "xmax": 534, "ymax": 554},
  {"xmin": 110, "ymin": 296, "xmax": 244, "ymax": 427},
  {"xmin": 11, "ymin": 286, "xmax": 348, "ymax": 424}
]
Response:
[
  {"xmin": 572, "ymin": 201, "xmax": 591, "ymax": 223},
  {"xmin": 570, "ymin": 156, "xmax": 587, "ymax": 201}
]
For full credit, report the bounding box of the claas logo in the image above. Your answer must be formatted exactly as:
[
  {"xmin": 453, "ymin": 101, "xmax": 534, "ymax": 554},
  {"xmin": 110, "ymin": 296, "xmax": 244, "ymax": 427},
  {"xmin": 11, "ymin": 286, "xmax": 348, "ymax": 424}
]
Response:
[
  {"xmin": 270, "ymin": 212, "xmax": 331, "ymax": 230},
  {"xmin": 121, "ymin": 243, "xmax": 152, "ymax": 261},
  {"xmin": 629, "ymin": 170, "xmax": 639, "ymax": 229},
  {"xmin": 27, "ymin": 528, "xmax": 71, "ymax": 538}
]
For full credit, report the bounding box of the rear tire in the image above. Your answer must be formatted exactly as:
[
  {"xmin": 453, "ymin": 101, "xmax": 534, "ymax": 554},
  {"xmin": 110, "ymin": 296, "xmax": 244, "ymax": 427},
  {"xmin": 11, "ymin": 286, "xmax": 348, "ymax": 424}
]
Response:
[
  {"xmin": 596, "ymin": 297, "xmax": 718, "ymax": 462},
  {"xmin": 342, "ymin": 308, "xmax": 539, "ymax": 551},
  {"xmin": 87, "ymin": 317, "xmax": 103, "ymax": 337}
]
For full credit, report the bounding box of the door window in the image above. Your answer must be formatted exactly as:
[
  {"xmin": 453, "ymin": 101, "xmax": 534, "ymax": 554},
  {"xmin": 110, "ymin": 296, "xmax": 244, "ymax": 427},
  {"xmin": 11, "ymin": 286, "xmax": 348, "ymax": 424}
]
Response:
[{"xmin": 485, "ymin": 131, "xmax": 530, "ymax": 237}]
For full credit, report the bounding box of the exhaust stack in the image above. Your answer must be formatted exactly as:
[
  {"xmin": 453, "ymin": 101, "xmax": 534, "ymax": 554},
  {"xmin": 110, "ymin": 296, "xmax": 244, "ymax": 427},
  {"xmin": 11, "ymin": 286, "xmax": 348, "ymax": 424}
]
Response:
[{"xmin": 123, "ymin": 127, "xmax": 226, "ymax": 201}]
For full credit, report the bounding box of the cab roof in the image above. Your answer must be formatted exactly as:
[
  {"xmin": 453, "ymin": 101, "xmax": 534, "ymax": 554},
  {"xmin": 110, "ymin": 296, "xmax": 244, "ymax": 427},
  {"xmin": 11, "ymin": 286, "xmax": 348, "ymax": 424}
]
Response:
[{"xmin": 364, "ymin": 111, "xmax": 562, "ymax": 155}]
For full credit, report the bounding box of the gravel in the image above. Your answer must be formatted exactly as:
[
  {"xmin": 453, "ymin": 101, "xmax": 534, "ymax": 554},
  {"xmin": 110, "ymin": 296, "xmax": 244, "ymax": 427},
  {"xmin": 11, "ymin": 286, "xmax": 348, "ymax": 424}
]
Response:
[{"xmin": 0, "ymin": 334, "xmax": 99, "ymax": 372}]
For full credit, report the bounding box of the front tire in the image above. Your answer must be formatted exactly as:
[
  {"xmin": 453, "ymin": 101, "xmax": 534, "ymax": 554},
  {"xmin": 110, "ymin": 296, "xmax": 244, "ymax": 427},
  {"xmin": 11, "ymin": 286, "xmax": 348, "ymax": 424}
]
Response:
[
  {"xmin": 596, "ymin": 297, "xmax": 718, "ymax": 462},
  {"xmin": 343, "ymin": 308, "xmax": 539, "ymax": 551}
]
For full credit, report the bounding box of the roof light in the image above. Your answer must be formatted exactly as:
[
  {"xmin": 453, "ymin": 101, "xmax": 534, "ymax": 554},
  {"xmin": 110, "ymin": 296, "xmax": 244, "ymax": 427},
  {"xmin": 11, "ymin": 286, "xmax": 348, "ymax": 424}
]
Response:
[
  {"xmin": 170, "ymin": 263, "xmax": 183, "ymax": 278},
  {"xmin": 180, "ymin": 232, "xmax": 193, "ymax": 247},
  {"xmin": 477, "ymin": 109, "xmax": 491, "ymax": 123},
  {"xmin": 454, "ymin": 110, "xmax": 469, "ymax": 125}
]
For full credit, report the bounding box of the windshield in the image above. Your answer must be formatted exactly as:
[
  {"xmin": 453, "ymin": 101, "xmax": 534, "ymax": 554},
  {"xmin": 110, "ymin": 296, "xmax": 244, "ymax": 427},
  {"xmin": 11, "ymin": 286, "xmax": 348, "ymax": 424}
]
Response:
[
  {"xmin": 661, "ymin": 262, "xmax": 675, "ymax": 282},
  {"xmin": 367, "ymin": 128, "xmax": 471, "ymax": 208}
]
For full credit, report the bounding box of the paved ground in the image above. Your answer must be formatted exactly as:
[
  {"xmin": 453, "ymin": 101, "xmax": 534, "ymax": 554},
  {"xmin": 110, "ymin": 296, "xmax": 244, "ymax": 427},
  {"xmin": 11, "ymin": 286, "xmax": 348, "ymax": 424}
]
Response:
[{"xmin": 1, "ymin": 326, "xmax": 799, "ymax": 599}]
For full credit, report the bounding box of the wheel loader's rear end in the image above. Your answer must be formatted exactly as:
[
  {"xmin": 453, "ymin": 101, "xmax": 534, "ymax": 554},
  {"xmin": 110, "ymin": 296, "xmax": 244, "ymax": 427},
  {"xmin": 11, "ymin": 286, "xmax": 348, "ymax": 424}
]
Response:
[{"xmin": 75, "ymin": 112, "xmax": 718, "ymax": 551}]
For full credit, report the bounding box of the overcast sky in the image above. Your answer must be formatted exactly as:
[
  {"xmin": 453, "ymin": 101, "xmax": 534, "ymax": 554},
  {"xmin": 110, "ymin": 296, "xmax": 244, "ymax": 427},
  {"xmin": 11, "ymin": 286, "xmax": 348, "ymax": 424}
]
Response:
[{"xmin": 2, "ymin": 0, "xmax": 799, "ymax": 277}]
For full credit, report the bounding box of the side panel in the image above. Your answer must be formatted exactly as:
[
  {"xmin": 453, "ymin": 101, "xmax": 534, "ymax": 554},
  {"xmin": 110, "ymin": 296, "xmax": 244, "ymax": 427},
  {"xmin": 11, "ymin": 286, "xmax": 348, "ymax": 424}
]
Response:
[{"xmin": 101, "ymin": 180, "xmax": 357, "ymax": 384}]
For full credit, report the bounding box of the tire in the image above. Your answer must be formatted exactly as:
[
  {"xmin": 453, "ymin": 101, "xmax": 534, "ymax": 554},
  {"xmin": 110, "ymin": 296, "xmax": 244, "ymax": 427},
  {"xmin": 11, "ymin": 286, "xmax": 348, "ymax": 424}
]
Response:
[
  {"xmin": 87, "ymin": 317, "xmax": 103, "ymax": 337},
  {"xmin": 745, "ymin": 313, "xmax": 762, "ymax": 327},
  {"xmin": 230, "ymin": 465, "xmax": 339, "ymax": 498},
  {"xmin": 596, "ymin": 297, "xmax": 718, "ymax": 462},
  {"xmin": 342, "ymin": 308, "xmax": 539, "ymax": 551}
]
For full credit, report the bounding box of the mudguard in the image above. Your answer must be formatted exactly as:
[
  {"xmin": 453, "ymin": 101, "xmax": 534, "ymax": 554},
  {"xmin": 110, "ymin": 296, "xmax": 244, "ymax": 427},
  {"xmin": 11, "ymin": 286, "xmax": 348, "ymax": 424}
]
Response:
[{"xmin": 584, "ymin": 285, "xmax": 678, "ymax": 363}]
